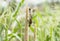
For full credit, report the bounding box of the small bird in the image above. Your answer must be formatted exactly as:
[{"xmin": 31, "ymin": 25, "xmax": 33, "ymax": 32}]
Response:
[
  {"xmin": 29, "ymin": 14, "xmax": 32, "ymax": 27},
  {"xmin": 29, "ymin": 8, "xmax": 32, "ymax": 27}
]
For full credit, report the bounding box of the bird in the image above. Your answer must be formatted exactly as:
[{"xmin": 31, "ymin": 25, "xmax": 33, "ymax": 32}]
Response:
[{"xmin": 29, "ymin": 8, "xmax": 32, "ymax": 27}]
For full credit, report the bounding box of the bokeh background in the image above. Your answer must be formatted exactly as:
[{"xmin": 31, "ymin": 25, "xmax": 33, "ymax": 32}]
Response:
[{"xmin": 0, "ymin": 0, "xmax": 60, "ymax": 41}]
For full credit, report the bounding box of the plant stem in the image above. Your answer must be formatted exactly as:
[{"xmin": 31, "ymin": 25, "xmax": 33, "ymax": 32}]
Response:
[
  {"xmin": 5, "ymin": 18, "xmax": 8, "ymax": 41},
  {"xmin": 13, "ymin": 0, "xmax": 24, "ymax": 17},
  {"xmin": 24, "ymin": 7, "xmax": 29, "ymax": 41},
  {"xmin": 34, "ymin": 24, "xmax": 37, "ymax": 41}
]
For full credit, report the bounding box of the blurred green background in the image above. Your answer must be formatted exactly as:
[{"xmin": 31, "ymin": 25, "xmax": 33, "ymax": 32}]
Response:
[{"xmin": 0, "ymin": 0, "xmax": 60, "ymax": 41}]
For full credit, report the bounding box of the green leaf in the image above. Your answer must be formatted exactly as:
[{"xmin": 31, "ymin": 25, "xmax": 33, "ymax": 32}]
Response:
[{"xmin": 13, "ymin": 0, "xmax": 24, "ymax": 17}]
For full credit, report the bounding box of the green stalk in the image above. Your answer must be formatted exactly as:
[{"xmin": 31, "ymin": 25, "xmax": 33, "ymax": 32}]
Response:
[
  {"xmin": 13, "ymin": 0, "xmax": 24, "ymax": 17},
  {"xmin": 0, "ymin": 34, "xmax": 2, "ymax": 41},
  {"xmin": 5, "ymin": 18, "xmax": 8, "ymax": 41},
  {"xmin": 5, "ymin": 28, "xmax": 8, "ymax": 41}
]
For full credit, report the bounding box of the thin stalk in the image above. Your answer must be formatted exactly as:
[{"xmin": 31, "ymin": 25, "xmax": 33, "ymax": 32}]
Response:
[
  {"xmin": 20, "ymin": 27, "xmax": 22, "ymax": 41},
  {"xmin": 0, "ymin": 34, "xmax": 2, "ymax": 41},
  {"xmin": 34, "ymin": 24, "xmax": 37, "ymax": 41},
  {"xmin": 15, "ymin": 19, "xmax": 22, "ymax": 41},
  {"xmin": 13, "ymin": 0, "xmax": 24, "ymax": 17},
  {"xmin": 5, "ymin": 18, "xmax": 8, "ymax": 41},
  {"xmin": 24, "ymin": 7, "xmax": 29, "ymax": 41}
]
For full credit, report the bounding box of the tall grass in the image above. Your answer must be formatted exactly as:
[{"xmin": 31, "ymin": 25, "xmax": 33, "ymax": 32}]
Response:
[{"xmin": 0, "ymin": 0, "xmax": 60, "ymax": 41}]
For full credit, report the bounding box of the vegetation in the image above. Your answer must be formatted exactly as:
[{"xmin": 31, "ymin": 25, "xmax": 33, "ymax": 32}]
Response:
[{"xmin": 0, "ymin": 0, "xmax": 60, "ymax": 41}]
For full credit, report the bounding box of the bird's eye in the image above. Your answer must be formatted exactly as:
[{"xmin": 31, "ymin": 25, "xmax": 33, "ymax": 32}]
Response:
[
  {"xmin": 29, "ymin": 8, "xmax": 31, "ymax": 13},
  {"xmin": 29, "ymin": 8, "xmax": 31, "ymax": 11}
]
